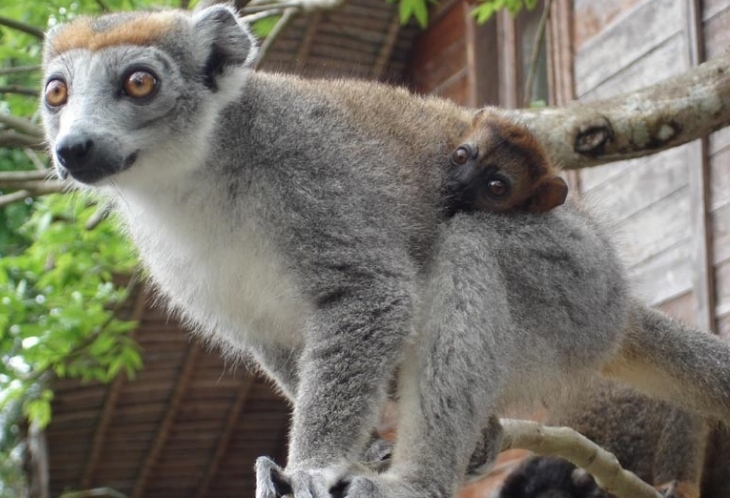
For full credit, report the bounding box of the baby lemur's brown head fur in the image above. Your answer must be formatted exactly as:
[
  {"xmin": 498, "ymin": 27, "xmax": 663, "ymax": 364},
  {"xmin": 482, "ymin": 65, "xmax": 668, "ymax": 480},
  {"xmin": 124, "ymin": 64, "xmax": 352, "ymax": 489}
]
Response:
[{"xmin": 444, "ymin": 110, "xmax": 568, "ymax": 214}]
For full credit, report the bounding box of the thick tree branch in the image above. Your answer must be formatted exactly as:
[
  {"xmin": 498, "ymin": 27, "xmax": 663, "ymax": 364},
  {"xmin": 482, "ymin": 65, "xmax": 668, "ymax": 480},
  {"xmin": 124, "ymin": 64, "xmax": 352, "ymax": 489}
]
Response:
[
  {"xmin": 501, "ymin": 48, "xmax": 730, "ymax": 169},
  {"xmin": 0, "ymin": 16, "xmax": 44, "ymax": 39},
  {"xmin": 500, "ymin": 419, "xmax": 661, "ymax": 498}
]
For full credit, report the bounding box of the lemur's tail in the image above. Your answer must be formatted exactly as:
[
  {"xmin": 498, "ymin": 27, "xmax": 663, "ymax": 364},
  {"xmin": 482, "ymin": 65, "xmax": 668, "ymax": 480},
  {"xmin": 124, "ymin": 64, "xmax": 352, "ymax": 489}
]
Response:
[{"xmin": 602, "ymin": 300, "xmax": 730, "ymax": 421}]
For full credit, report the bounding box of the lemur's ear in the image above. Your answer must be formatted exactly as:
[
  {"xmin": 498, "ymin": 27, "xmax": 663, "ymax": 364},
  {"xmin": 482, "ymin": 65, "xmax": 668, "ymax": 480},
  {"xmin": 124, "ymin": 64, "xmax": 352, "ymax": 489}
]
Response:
[
  {"xmin": 192, "ymin": 5, "xmax": 258, "ymax": 90},
  {"xmin": 527, "ymin": 176, "xmax": 568, "ymax": 213}
]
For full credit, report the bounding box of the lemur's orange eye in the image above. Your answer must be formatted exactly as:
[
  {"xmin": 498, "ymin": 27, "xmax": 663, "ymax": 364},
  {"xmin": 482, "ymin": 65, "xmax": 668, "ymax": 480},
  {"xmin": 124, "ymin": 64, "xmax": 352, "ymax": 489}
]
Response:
[
  {"xmin": 44, "ymin": 79, "xmax": 68, "ymax": 107},
  {"xmin": 123, "ymin": 71, "xmax": 157, "ymax": 98},
  {"xmin": 451, "ymin": 146, "xmax": 471, "ymax": 166},
  {"xmin": 487, "ymin": 179, "xmax": 508, "ymax": 197}
]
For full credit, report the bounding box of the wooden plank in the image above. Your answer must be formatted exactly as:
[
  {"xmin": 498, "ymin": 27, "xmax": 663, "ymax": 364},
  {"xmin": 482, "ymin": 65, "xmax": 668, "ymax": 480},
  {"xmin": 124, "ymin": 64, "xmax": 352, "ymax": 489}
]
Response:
[
  {"xmin": 684, "ymin": 0, "xmax": 716, "ymax": 333},
  {"xmin": 709, "ymin": 126, "xmax": 730, "ymax": 156},
  {"xmin": 372, "ymin": 12, "xmax": 403, "ymax": 80},
  {"xmin": 498, "ymin": 9, "xmax": 518, "ymax": 108},
  {"xmin": 628, "ymin": 241, "xmax": 693, "ymax": 306},
  {"xmin": 131, "ymin": 343, "xmax": 202, "ymax": 498},
  {"xmin": 574, "ymin": 0, "xmax": 682, "ymax": 96},
  {"xmin": 703, "ymin": 0, "xmax": 730, "ymax": 21},
  {"xmin": 572, "ymin": 0, "xmax": 646, "ymax": 48},
  {"xmin": 583, "ymin": 146, "xmax": 688, "ymax": 223},
  {"xmin": 619, "ymin": 188, "xmax": 691, "ymax": 268},
  {"xmin": 195, "ymin": 374, "xmax": 256, "ymax": 498},
  {"xmin": 464, "ymin": 3, "xmax": 499, "ymax": 107},
  {"xmin": 658, "ymin": 292, "xmax": 698, "ymax": 328},
  {"xmin": 703, "ymin": 3, "xmax": 730, "ymax": 59},
  {"xmin": 711, "ymin": 202, "xmax": 730, "ymax": 265},
  {"xmin": 80, "ymin": 288, "xmax": 147, "ymax": 488},
  {"xmin": 580, "ymin": 32, "xmax": 685, "ymax": 100},
  {"xmin": 410, "ymin": 36, "xmax": 467, "ymax": 94}
]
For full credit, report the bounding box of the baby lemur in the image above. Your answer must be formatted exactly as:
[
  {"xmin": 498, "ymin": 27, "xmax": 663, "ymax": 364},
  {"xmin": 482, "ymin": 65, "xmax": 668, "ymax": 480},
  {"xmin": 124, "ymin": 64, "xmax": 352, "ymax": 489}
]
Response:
[
  {"xmin": 444, "ymin": 110, "xmax": 568, "ymax": 215},
  {"xmin": 41, "ymin": 7, "xmax": 730, "ymax": 498}
]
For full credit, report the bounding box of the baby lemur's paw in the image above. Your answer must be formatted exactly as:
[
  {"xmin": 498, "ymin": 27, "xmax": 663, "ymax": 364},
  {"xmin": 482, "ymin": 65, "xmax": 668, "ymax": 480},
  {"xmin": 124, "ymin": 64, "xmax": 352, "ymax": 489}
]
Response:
[
  {"xmin": 360, "ymin": 438, "xmax": 393, "ymax": 472},
  {"xmin": 657, "ymin": 480, "xmax": 700, "ymax": 498},
  {"xmin": 255, "ymin": 456, "xmax": 350, "ymax": 498}
]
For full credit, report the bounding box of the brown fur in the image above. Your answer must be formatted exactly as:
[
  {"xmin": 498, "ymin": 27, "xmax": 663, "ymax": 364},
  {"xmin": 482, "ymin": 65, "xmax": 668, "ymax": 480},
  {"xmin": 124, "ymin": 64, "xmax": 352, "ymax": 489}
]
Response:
[
  {"xmin": 445, "ymin": 109, "xmax": 568, "ymax": 214},
  {"xmin": 48, "ymin": 13, "xmax": 178, "ymax": 57}
]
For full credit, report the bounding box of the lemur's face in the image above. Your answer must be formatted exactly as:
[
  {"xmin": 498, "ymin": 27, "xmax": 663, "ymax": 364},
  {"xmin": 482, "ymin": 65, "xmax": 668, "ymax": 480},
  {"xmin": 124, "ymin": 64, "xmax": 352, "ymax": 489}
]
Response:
[{"xmin": 40, "ymin": 7, "xmax": 257, "ymax": 187}]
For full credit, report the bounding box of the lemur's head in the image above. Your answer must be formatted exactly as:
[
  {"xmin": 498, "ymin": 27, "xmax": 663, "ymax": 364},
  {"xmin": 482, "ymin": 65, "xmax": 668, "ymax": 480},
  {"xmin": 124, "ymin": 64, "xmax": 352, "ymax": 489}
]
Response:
[
  {"xmin": 41, "ymin": 5, "xmax": 257, "ymax": 186},
  {"xmin": 445, "ymin": 109, "xmax": 568, "ymax": 214}
]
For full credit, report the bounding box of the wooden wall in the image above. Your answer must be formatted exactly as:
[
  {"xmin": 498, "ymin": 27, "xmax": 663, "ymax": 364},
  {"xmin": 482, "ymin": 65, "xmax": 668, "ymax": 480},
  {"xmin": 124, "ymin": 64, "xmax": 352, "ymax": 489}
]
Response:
[
  {"xmin": 573, "ymin": 0, "xmax": 707, "ymax": 327},
  {"xmin": 705, "ymin": 0, "xmax": 730, "ymax": 337}
]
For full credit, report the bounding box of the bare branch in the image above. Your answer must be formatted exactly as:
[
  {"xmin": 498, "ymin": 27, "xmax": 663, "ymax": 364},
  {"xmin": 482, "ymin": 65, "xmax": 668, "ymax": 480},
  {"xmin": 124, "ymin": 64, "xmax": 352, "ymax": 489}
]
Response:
[
  {"xmin": 85, "ymin": 202, "xmax": 113, "ymax": 230},
  {"xmin": 0, "ymin": 85, "xmax": 39, "ymax": 97},
  {"xmin": 0, "ymin": 113, "xmax": 44, "ymax": 137},
  {"xmin": 94, "ymin": 0, "xmax": 111, "ymax": 12},
  {"xmin": 0, "ymin": 181, "xmax": 68, "ymax": 207},
  {"xmin": 501, "ymin": 49, "xmax": 730, "ymax": 169},
  {"xmin": 0, "ymin": 16, "xmax": 44, "ymax": 39},
  {"xmin": 500, "ymin": 419, "xmax": 662, "ymax": 498},
  {"xmin": 0, "ymin": 130, "xmax": 44, "ymax": 149},
  {"xmin": 0, "ymin": 189, "xmax": 32, "ymax": 207},
  {"xmin": 254, "ymin": 8, "xmax": 298, "ymax": 70},
  {"xmin": 0, "ymin": 65, "xmax": 41, "ymax": 76},
  {"xmin": 23, "ymin": 148, "xmax": 49, "ymax": 171},
  {"xmin": 522, "ymin": 0, "xmax": 552, "ymax": 107},
  {"xmin": 0, "ymin": 170, "xmax": 52, "ymax": 181},
  {"xmin": 0, "ymin": 179, "xmax": 64, "ymax": 191}
]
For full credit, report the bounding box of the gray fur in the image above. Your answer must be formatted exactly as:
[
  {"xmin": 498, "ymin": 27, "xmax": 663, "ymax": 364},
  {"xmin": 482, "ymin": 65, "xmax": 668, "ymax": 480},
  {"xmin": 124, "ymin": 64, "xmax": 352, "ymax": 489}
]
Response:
[{"xmin": 41, "ymin": 6, "xmax": 730, "ymax": 498}]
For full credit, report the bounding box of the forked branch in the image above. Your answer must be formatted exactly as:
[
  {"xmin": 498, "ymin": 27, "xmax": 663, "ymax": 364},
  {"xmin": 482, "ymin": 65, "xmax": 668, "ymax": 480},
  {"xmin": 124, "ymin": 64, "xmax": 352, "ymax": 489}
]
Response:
[{"xmin": 500, "ymin": 419, "xmax": 662, "ymax": 498}]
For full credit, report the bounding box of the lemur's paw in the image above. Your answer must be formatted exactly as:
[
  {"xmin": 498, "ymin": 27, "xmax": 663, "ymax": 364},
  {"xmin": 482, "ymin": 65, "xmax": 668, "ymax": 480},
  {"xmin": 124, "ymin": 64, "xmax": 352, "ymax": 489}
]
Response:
[
  {"xmin": 657, "ymin": 480, "xmax": 700, "ymax": 498},
  {"xmin": 256, "ymin": 456, "xmax": 291, "ymax": 498},
  {"xmin": 360, "ymin": 438, "xmax": 393, "ymax": 472},
  {"xmin": 255, "ymin": 456, "xmax": 347, "ymax": 498}
]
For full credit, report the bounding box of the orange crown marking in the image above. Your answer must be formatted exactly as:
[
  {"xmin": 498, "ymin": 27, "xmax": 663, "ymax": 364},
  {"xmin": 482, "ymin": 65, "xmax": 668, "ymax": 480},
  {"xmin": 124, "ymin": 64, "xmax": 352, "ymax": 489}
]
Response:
[{"xmin": 49, "ymin": 14, "xmax": 180, "ymax": 56}]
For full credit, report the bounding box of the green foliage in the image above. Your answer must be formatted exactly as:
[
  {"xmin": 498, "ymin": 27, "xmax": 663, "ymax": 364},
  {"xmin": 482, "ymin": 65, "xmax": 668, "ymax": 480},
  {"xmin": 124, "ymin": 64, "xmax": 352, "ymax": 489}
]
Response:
[
  {"xmin": 251, "ymin": 14, "xmax": 282, "ymax": 39},
  {"xmin": 0, "ymin": 194, "xmax": 141, "ymax": 425},
  {"xmin": 472, "ymin": 0, "xmax": 539, "ymax": 23},
  {"xmin": 393, "ymin": 0, "xmax": 537, "ymax": 27}
]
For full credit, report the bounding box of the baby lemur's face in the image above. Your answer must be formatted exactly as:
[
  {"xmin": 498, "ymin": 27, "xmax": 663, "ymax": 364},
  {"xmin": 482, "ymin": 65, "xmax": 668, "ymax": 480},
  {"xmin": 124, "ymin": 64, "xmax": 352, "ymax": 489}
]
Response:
[{"xmin": 445, "ymin": 112, "xmax": 568, "ymax": 214}]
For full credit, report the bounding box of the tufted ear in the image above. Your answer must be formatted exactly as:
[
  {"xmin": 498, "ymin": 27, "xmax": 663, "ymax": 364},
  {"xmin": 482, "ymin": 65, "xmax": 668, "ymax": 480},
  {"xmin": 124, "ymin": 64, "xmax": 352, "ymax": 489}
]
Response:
[
  {"xmin": 192, "ymin": 5, "xmax": 259, "ymax": 90},
  {"xmin": 526, "ymin": 175, "xmax": 569, "ymax": 213}
]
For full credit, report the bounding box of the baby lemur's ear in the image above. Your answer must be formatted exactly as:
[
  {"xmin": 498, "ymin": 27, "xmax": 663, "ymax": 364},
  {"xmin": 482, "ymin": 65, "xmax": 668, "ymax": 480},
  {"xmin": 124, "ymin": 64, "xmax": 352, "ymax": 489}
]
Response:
[
  {"xmin": 527, "ymin": 176, "xmax": 569, "ymax": 213},
  {"xmin": 192, "ymin": 5, "xmax": 259, "ymax": 90}
]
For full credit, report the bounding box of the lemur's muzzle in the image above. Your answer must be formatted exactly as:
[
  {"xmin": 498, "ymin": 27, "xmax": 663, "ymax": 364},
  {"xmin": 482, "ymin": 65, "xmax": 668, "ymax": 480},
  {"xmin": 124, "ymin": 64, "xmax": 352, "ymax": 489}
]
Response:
[{"xmin": 55, "ymin": 132, "xmax": 136, "ymax": 184}]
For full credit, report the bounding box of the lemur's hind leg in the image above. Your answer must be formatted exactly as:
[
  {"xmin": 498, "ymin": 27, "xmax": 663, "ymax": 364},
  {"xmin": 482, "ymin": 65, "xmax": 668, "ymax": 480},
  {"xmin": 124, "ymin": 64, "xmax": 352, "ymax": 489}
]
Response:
[{"xmin": 602, "ymin": 301, "xmax": 730, "ymax": 421}]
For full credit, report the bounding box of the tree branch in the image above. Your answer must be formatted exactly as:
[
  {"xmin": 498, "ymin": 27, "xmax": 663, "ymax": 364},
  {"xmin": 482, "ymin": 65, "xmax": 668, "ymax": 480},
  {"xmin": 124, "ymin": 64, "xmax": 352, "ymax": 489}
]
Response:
[
  {"xmin": 501, "ymin": 48, "xmax": 730, "ymax": 169},
  {"xmin": 254, "ymin": 7, "xmax": 298, "ymax": 70},
  {"xmin": 0, "ymin": 16, "xmax": 44, "ymax": 39},
  {"xmin": 523, "ymin": 0, "xmax": 552, "ymax": 107},
  {"xmin": 0, "ymin": 130, "xmax": 44, "ymax": 149},
  {"xmin": 500, "ymin": 419, "xmax": 662, "ymax": 498},
  {"xmin": 0, "ymin": 181, "xmax": 68, "ymax": 207},
  {"xmin": 0, "ymin": 85, "xmax": 39, "ymax": 97},
  {"xmin": 0, "ymin": 113, "xmax": 44, "ymax": 138},
  {"xmin": 0, "ymin": 65, "xmax": 41, "ymax": 76}
]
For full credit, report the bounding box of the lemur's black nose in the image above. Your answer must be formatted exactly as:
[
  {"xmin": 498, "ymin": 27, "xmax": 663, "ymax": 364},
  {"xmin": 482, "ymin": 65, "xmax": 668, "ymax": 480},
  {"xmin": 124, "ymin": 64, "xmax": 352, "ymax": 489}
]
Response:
[{"xmin": 55, "ymin": 137, "xmax": 94, "ymax": 171}]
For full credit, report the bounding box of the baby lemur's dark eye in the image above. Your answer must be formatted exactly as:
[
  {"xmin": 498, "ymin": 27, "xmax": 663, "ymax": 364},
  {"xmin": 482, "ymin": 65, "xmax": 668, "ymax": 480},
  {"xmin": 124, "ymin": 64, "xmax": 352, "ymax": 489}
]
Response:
[
  {"xmin": 123, "ymin": 70, "xmax": 157, "ymax": 99},
  {"xmin": 487, "ymin": 179, "xmax": 508, "ymax": 197},
  {"xmin": 44, "ymin": 79, "xmax": 68, "ymax": 107},
  {"xmin": 451, "ymin": 146, "xmax": 471, "ymax": 166}
]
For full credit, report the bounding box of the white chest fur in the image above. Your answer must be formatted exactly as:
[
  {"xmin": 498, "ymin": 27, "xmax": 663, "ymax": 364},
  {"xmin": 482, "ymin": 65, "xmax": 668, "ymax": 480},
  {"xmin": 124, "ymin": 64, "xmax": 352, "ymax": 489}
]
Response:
[{"xmin": 113, "ymin": 179, "xmax": 310, "ymax": 353}]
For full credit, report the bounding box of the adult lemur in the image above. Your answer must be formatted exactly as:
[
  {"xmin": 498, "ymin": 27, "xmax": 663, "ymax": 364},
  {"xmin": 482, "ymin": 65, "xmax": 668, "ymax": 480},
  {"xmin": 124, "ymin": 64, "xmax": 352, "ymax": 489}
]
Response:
[{"xmin": 41, "ymin": 6, "xmax": 730, "ymax": 498}]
